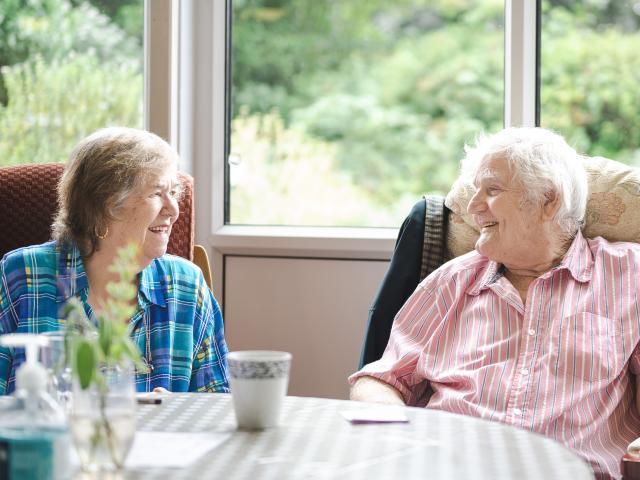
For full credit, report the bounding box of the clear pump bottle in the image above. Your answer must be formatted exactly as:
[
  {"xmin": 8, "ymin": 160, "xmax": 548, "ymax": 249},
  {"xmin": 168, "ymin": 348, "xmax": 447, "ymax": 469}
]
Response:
[{"xmin": 0, "ymin": 333, "xmax": 72, "ymax": 479}]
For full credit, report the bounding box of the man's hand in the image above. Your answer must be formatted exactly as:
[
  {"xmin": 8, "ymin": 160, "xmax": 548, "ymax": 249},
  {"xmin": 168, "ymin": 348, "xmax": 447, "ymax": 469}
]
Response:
[
  {"xmin": 349, "ymin": 376, "xmax": 406, "ymax": 405},
  {"xmin": 153, "ymin": 387, "xmax": 170, "ymax": 393}
]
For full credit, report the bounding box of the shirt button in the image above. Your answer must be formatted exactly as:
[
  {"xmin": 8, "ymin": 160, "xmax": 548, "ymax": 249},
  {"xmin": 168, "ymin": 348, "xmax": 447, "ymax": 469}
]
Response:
[
  {"xmin": 528, "ymin": 329, "xmax": 535, "ymax": 336},
  {"xmin": 520, "ymin": 368, "xmax": 529, "ymax": 376},
  {"xmin": 513, "ymin": 408, "xmax": 522, "ymax": 416}
]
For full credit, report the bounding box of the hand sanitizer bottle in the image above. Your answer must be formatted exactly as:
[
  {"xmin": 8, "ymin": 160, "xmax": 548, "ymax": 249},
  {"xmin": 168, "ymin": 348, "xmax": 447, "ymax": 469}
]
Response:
[{"xmin": 0, "ymin": 333, "xmax": 72, "ymax": 479}]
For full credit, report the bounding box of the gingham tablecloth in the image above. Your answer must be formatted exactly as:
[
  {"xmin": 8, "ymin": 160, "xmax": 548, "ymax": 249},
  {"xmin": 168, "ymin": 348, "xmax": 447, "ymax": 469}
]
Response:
[{"xmin": 123, "ymin": 393, "xmax": 593, "ymax": 480}]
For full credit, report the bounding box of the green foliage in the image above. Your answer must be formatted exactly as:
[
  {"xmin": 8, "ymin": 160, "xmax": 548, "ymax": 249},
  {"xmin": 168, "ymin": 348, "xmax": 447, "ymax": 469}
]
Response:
[
  {"xmin": 232, "ymin": 1, "xmax": 504, "ymax": 224},
  {"xmin": 232, "ymin": 0, "xmax": 503, "ymax": 122},
  {"xmin": 0, "ymin": 0, "xmax": 138, "ymax": 66},
  {"xmin": 75, "ymin": 340, "xmax": 95, "ymax": 389},
  {"xmin": 1, "ymin": 0, "xmax": 639, "ymax": 226},
  {"xmin": 0, "ymin": 53, "xmax": 142, "ymax": 165},
  {"xmin": 64, "ymin": 244, "xmax": 147, "ymax": 392},
  {"xmin": 230, "ymin": 113, "xmax": 413, "ymax": 226},
  {"xmin": 540, "ymin": 12, "xmax": 640, "ymax": 165},
  {"xmin": 544, "ymin": 0, "xmax": 640, "ymax": 31},
  {"xmin": 230, "ymin": 0, "xmax": 640, "ymax": 225},
  {"xmin": 291, "ymin": 24, "xmax": 503, "ymax": 206},
  {"xmin": 80, "ymin": 0, "xmax": 144, "ymax": 44},
  {"xmin": 112, "ymin": 2, "xmax": 143, "ymax": 43},
  {"xmin": 0, "ymin": 0, "xmax": 142, "ymax": 166},
  {"xmin": 0, "ymin": 0, "xmax": 139, "ymax": 104}
]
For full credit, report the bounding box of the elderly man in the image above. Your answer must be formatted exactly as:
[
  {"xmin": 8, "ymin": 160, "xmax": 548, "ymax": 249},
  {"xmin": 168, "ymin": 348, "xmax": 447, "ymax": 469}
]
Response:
[{"xmin": 349, "ymin": 127, "xmax": 640, "ymax": 480}]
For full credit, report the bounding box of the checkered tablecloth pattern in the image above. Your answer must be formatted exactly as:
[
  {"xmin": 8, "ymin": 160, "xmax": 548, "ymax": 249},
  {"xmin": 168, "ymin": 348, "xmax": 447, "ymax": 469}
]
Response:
[{"xmin": 125, "ymin": 393, "xmax": 593, "ymax": 480}]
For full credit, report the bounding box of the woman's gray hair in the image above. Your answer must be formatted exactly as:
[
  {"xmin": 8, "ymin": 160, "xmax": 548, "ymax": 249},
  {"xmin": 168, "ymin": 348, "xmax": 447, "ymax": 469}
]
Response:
[
  {"xmin": 460, "ymin": 127, "xmax": 588, "ymax": 238},
  {"xmin": 52, "ymin": 127, "xmax": 180, "ymax": 258}
]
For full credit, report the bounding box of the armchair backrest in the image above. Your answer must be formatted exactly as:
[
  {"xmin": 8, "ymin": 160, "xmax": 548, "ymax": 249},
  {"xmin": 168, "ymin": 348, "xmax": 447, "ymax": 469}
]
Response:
[{"xmin": 0, "ymin": 163, "xmax": 195, "ymax": 260}]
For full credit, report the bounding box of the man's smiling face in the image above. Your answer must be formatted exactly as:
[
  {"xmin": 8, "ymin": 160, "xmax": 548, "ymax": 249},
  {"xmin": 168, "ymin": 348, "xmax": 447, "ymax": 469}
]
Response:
[{"xmin": 466, "ymin": 154, "xmax": 544, "ymax": 268}]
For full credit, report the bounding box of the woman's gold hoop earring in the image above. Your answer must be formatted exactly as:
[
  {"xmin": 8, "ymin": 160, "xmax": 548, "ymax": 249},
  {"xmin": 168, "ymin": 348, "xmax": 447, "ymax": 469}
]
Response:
[{"xmin": 96, "ymin": 226, "xmax": 109, "ymax": 240}]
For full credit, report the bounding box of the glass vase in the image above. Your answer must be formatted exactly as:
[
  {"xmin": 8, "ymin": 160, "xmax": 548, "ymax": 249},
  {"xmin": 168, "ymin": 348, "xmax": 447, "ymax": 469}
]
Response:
[
  {"xmin": 69, "ymin": 364, "xmax": 136, "ymax": 472},
  {"xmin": 40, "ymin": 331, "xmax": 73, "ymax": 411}
]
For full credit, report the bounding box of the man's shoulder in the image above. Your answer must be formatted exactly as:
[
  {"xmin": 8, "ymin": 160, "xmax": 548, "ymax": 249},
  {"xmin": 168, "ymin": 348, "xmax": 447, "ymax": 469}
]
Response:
[
  {"xmin": 437, "ymin": 250, "xmax": 488, "ymax": 275},
  {"xmin": 421, "ymin": 250, "xmax": 488, "ymax": 286},
  {"xmin": 587, "ymin": 236, "xmax": 640, "ymax": 259}
]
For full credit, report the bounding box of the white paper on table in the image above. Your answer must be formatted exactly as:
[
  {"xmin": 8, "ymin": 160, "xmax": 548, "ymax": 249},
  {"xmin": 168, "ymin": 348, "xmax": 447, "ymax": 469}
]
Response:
[
  {"xmin": 125, "ymin": 432, "xmax": 231, "ymax": 469},
  {"xmin": 341, "ymin": 407, "xmax": 409, "ymax": 424}
]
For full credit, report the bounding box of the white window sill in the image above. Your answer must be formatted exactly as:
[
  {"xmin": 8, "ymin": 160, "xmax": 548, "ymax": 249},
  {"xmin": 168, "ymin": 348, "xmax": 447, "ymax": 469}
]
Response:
[{"xmin": 210, "ymin": 225, "xmax": 398, "ymax": 260}]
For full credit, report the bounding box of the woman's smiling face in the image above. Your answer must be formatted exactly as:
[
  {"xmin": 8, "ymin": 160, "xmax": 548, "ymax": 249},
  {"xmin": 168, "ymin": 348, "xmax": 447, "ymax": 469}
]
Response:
[{"xmin": 103, "ymin": 170, "xmax": 180, "ymax": 266}]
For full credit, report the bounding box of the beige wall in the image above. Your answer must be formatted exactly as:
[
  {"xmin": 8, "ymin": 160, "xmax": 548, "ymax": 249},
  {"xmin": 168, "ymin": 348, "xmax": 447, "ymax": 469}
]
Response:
[{"xmin": 224, "ymin": 256, "xmax": 388, "ymax": 399}]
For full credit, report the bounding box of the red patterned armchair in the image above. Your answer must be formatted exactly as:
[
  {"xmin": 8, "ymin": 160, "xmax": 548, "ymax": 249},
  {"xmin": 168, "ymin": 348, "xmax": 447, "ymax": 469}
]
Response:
[{"xmin": 0, "ymin": 163, "xmax": 212, "ymax": 288}]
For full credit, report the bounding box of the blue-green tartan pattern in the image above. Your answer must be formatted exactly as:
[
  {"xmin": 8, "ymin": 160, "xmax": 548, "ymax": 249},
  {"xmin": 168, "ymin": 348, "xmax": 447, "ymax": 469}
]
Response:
[{"xmin": 0, "ymin": 241, "xmax": 229, "ymax": 394}]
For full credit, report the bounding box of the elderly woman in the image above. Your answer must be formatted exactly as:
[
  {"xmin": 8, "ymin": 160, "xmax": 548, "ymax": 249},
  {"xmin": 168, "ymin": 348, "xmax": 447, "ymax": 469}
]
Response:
[
  {"xmin": 0, "ymin": 127, "xmax": 228, "ymax": 394},
  {"xmin": 350, "ymin": 127, "xmax": 640, "ymax": 480}
]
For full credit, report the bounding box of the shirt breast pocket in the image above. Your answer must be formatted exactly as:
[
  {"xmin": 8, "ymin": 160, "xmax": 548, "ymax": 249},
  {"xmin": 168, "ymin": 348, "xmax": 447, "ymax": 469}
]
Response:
[{"xmin": 548, "ymin": 312, "xmax": 623, "ymax": 385}]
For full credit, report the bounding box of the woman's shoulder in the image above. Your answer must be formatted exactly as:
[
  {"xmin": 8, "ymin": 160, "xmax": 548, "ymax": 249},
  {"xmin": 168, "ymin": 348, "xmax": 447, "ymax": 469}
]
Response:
[
  {"xmin": 147, "ymin": 255, "xmax": 218, "ymax": 313},
  {"xmin": 0, "ymin": 242, "xmax": 65, "ymax": 302},
  {"xmin": 1, "ymin": 241, "xmax": 61, "ymax": 271},
  {"xmin": 150, "ymin": 254, "xmax": 207, "ymax": 290},
  {"xmin": 153, "ymin": 254, "xmax": 200, "ymax": 274}
]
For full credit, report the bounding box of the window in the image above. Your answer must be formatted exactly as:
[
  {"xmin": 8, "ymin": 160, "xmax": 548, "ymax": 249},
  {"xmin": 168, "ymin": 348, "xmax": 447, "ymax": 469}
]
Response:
[
  {"xmin": 0, "ymin": 0, "xmax": 144, "ymax": 166},
  {"xmin": 540, "ymin": 1, "xmax": 640, "ymax": 166},
  {"xmin": 228, "ymin": 0, "xmax": 504, "ymax": 227}
]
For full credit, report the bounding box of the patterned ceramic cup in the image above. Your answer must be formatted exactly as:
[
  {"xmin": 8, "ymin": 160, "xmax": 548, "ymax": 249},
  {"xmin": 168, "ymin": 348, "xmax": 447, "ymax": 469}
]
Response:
[{"xmin": 228, "ymin": 350, "xmax": 292, "ymax": 430}]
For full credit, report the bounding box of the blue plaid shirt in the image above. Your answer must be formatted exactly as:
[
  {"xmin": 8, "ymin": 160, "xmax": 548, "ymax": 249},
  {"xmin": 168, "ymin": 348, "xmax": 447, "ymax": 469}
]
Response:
[{"xmin": 0, "ymin": 241, "xmax": 229, "ymax": 394}]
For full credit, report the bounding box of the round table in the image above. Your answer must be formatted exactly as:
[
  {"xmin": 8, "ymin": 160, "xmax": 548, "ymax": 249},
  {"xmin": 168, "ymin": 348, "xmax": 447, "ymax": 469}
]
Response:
[{"xmin": 127, "ymin": 393, "xmax": 593, "ymax": 479}]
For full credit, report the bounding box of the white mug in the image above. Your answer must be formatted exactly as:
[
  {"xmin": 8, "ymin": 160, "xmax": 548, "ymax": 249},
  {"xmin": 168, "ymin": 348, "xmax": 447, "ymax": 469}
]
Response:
[{"xmin": 228, "ymin": 351, "xmax": 292, "ymax": 430}]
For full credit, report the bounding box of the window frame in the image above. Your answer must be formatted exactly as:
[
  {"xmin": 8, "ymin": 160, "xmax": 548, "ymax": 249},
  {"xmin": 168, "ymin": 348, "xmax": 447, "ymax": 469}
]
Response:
[
  {"xmin": 156, "ymin": 0, "xmax": 540, "ymax": 295},
  {"xmin": 145, "ymin": 0, "xmax": 174, "ymax": 144}
]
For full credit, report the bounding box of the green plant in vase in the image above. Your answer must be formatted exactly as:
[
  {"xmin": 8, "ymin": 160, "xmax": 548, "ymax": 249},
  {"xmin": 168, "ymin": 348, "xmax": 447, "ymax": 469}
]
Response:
[{"xmin": 64, "ymin": 244, "xmax": 148, "ymax": 472}]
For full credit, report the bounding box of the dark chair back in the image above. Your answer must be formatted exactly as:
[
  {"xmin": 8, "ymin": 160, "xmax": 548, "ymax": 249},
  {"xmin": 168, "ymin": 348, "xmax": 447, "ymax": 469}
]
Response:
[{"xmin": 359, "ymin": 195, "xmax": 449, "ymax": 368}]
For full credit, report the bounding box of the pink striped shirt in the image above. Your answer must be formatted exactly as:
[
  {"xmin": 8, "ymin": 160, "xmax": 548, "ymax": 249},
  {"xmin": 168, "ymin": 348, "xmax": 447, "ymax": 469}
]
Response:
[{"xmin": 350, "ymin": 231, "xmax": 640, "ymax": 479}]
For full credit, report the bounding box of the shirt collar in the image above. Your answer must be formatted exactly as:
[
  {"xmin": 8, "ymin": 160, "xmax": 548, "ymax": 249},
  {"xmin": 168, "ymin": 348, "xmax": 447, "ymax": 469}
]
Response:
[
  {"xmin": 138, "ymin": 259, "xmax": 167, "ymax": 308},
  {"xmin": 56, "ymin": 242, "xmax": 167, "ymax": 308},
  {"xmin": 553, "ymin": 229, "xmax": 593, "ymax": 283},
  {"xmin": 56, "ymin": 241, "xmax": 89, "ymax": 302},
  {"xmin": 467, "ymin": 259, "xmax": 502, "ymax": 296},
  {"xmin": 466, "ymin": 230, "xmax": 593, "ymax": 296}
]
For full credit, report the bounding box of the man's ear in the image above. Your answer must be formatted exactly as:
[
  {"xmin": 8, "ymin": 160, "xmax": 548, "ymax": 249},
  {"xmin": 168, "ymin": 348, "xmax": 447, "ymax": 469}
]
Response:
[{"xmin": 542, "ymin": 190, "xmax": 561, "ymax": 220}]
